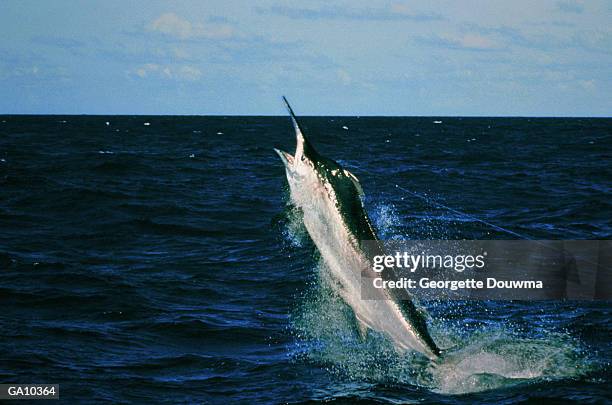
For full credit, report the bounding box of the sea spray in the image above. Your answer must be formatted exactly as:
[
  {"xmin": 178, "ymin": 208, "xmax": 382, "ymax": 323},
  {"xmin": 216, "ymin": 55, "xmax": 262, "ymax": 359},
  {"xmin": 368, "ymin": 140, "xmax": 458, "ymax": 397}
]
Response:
[
  {"xmin": 286, "ymin": 201, "xmax": 593, "ymax": 394},
  {"xmin": 290, "ymin": 259, "xmax": 430, "ymax": 384}
]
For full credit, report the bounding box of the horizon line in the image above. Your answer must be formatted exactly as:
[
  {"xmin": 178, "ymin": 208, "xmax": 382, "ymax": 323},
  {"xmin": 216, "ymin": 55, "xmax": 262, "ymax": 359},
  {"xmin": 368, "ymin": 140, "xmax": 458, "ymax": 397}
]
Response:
[{"xmin": 1, "ymin": 113, "xmax": 610, "ymax": 119}]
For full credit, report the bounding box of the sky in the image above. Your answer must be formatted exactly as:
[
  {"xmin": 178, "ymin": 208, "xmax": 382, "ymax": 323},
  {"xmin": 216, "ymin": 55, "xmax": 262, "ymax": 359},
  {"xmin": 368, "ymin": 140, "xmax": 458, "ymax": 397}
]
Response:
[{"xmin": 0, "ymin": 0, "xmax": 610, "ymax": 116}]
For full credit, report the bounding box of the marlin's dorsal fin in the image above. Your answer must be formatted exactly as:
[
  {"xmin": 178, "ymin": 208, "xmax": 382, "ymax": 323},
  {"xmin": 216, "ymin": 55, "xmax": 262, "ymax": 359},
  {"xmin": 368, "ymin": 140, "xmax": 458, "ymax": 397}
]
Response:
[{"xmin": 344, "ymin": 169, "xmax": 364, "ymax": 198}]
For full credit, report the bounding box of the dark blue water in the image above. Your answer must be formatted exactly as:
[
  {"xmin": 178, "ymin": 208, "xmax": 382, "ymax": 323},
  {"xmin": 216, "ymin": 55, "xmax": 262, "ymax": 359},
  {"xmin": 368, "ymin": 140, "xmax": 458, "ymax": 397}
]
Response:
[{"xmin": 0, "ymin": 116, "xmax": 610, "ymax": 403}]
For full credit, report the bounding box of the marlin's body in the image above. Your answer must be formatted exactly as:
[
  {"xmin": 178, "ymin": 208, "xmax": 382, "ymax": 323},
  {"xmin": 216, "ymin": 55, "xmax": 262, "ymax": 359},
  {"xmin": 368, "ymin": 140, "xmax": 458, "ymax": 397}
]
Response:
[{"xmin": 275, "ymin": 98, "xmax": 441, "ymax": 360}]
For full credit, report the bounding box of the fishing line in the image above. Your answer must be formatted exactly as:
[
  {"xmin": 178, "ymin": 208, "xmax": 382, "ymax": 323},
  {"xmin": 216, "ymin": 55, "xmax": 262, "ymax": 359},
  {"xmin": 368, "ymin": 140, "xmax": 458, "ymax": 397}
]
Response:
[
  {"xmin": 393, "ymin": 183, "xmax": 533, "ymax": 240},
  {"xmin": 344, "ymin": 162, "xmax": 534, "ymax": 240},
  {"xmin": 343, "ymin": 162, "xmax": 608, "ymax": 296}
]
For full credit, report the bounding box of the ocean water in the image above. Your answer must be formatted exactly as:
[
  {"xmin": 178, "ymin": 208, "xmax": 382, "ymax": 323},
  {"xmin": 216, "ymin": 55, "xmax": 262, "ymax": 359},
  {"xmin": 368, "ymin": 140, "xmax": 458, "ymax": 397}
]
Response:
[{"xmin": 0, "ymin": 115, "xmax": 610, "ymax": 403}]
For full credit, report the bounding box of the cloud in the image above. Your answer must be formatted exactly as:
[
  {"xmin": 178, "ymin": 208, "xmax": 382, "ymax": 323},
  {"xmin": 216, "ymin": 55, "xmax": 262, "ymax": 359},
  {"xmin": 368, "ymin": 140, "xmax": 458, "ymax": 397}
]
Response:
[
  {"xmin": 256, "ymin": 4, "xmax": 441, "ymax": 21},
  {"xmin": 337, "ymin": 69, "xmax": 352, "ymax": 85},
  {"xmin": 147, "ymin": 12, "xmax": 233, "ymax": 40},
  {"xmin": 97, "ymin": 43, "xmax": 201, "ymax": 66},
  {"xmin": 177, "ymin": 65, "xmax": 202, "ymax": 80},
  {"xmin": 31, "ymin": 36, "xmax": 87, "ymax": 51},
  {"xmin": 452, "ymin": 22, "xmax": 612, "ymax": 55},
  {"xmin": 416, "ymin": 33, "xmax": 500, "ymax": 51},
  {"xmin": 570, "ymin": 30, "xmax": 612, "ymax": 54},
  {"xmin": 455, "ymin": 34, "xmax": 498, "ymax": 50},
  {"xmin": 556, "ymin": 1, "xmax": 585, "ymax": 14},
  {"xmin": 0, "ymin": 63, "xmax": 70, "ymax": 82},
  {"xmin": 9, "ymin": 66, "xmax": 41, "ymax": 78},
  {"xmin": 130, "ymin": 63, "xmax": 202, "ymax": 81},
  {"xmin": 578, "ymin": 79, "xmax": 595, "ymax": 90}
]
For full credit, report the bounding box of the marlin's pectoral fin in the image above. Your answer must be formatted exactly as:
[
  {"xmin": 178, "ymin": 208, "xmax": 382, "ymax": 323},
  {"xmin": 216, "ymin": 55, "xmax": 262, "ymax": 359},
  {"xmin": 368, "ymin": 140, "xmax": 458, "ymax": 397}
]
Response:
[
  {"xmin": 354, "ymin": 315, "xmax": 369, "ymax": 341},
  {"xmin": 343, "ymin": 169, "xmax": 364, "ymax": 198},
  {"xmin": 357, "ymin": 321, "xmax": 368, "ymax": 340}
]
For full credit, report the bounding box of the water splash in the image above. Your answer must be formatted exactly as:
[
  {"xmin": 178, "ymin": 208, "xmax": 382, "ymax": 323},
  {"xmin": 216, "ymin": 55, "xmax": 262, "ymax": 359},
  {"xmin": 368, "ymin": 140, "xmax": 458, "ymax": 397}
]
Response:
[
  {"xmin": 282, "ymin": 204, "xmax": 309, "ymax": 248},
  {"xmin": 369, "ymin": 201, "xmax": 455, "ymax": 240},
  {"xmin": 284, "ymin": 201, "xmax": 592, "ymax": 395},
  {"xmin": 276, "ymin": 188, "xmax": 309, "ymax": 248},
  {"xmin": 290, "ymin": 267, "xmax": 591, "ymax": 394},
  {"xmin": 426, "ymin": 327, "xmax": 589, "ymax": 394},
  {"xmin": 370, "ymin": 203, "xmax": 404, "ymax": 240}
]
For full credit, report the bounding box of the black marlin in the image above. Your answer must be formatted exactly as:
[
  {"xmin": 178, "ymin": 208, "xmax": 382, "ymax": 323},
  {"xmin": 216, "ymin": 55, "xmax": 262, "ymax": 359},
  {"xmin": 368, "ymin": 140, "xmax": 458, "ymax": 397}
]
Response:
[{"xmin": 275, "ymin": 97, "xmax": 441, "ymax": 360}]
